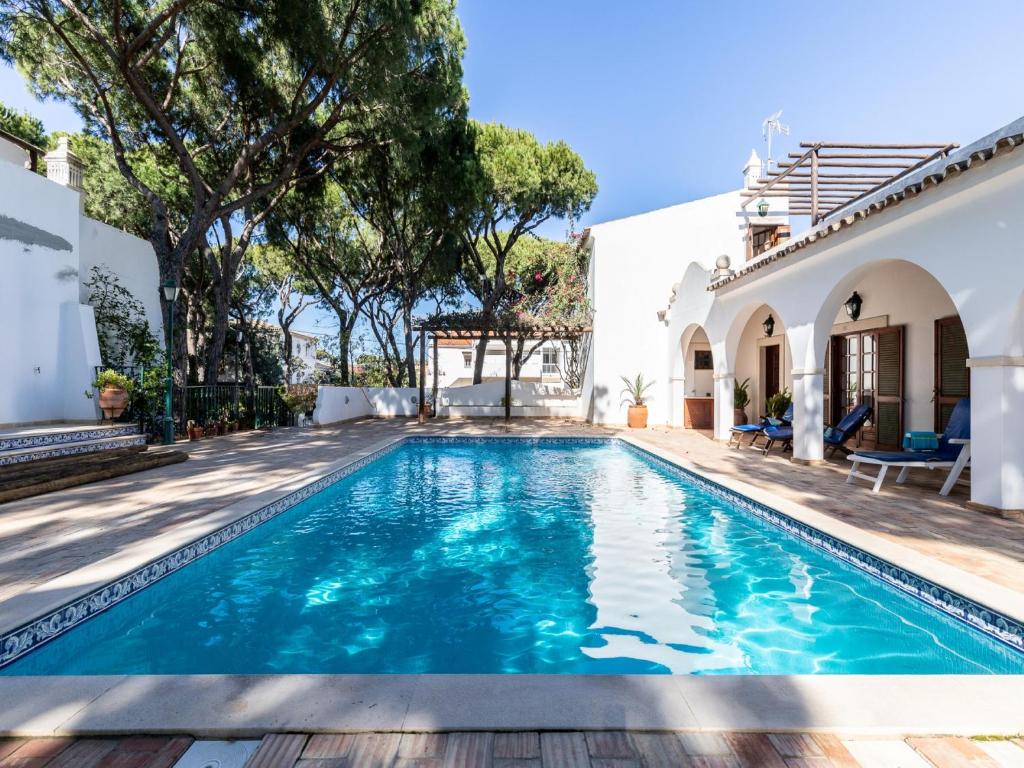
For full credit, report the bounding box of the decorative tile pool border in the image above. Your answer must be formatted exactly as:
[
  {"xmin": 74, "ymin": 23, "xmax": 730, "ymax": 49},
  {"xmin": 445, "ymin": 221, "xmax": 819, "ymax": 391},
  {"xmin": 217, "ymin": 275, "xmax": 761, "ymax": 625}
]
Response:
[
  {"xmin": 1, "ymin": 435, "xmax": 1021, "ymax": 670},
  {"xmin": 0, "ymin": 424, "xmax": 140, "ymax": 453}
]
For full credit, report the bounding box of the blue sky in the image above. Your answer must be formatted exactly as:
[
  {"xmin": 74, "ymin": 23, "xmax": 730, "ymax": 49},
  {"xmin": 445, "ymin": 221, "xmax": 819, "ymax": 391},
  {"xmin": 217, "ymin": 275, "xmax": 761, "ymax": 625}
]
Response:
[{"xmin": 3, "ymin": 1, "xmax": 1022, "ymax": 335}]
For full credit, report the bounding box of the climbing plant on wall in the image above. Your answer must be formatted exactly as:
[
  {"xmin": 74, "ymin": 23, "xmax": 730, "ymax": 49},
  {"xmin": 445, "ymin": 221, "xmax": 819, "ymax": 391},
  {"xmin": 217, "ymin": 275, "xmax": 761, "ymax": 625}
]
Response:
[{"xmin": 83, "ymin": 265, "xmax": 159, "ymax": 370}]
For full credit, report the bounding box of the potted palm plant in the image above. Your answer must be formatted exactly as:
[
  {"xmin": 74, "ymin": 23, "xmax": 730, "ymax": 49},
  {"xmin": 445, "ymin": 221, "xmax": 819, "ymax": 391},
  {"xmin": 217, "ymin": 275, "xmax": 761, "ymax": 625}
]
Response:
[
  {"xmin": 765, "ymin": 388, "xmax": 793, "ymax": 420},
  {"xmin": 733, "ymin": 377, "xmax": 750, "ymax": 425},
  {"xmin": 92, "ymin": 369, "xmax": 134, "ymax": 420},
  {"xmin": 620, "ymin": 373, "xmax": 655, "ymax": 428}
]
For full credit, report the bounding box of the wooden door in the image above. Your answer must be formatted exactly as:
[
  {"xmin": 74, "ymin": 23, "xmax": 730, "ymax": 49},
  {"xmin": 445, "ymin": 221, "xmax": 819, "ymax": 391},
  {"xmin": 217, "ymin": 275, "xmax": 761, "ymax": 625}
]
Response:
[
  {"xmin": 830, "ymin": 326, "xmax": 903, "ymax": 450},
  {"xmin": 764, "ymin": 344, "xmax": 781, "ymax": 401},
  {"xmin": 934, "ymin": 316, "xmax": 969, "ymax": 432}
]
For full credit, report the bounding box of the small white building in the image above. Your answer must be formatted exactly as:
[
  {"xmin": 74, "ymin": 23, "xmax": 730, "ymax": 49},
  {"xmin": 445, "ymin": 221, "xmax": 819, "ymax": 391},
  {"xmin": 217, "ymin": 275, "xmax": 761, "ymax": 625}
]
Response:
[
  {"xmin": 427, "ymin": 337, "xmax": 567, "ymax": 388},
  {"xmin": 583, "ymin": 116, "xmax": 1024, "ymax": 516},
  {"xmin": 0, "ymin": 134, "xmax": 162, "ymax": 426}
]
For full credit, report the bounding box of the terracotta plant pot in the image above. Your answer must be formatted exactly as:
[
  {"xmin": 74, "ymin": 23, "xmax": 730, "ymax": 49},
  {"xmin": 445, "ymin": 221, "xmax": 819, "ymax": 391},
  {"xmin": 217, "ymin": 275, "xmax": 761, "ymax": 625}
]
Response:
[
  {"xmin": 188, "ymin": 426, "xmax": 204, "ymax": 441},
  {"xmin": 734, "ymin": 408, "xmax": 747, "ymax": 426},
  {"xmin": 627, "ymin": 405, "xmax": 648, "ymax": 429},
  {"xmin": 98, "ymin": 386, "xmax": 129, "ymax": 419}
]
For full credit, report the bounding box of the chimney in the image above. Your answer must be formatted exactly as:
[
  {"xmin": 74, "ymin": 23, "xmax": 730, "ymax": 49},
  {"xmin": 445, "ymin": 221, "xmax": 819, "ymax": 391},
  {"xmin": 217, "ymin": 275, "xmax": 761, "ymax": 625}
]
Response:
[
  {"xmin": 743, "ymin": 148, "xmax": 762, "ymax": 189},
  {"xmin": 45, "ymin": 136, "xmax": 85, "ymax": 212}
]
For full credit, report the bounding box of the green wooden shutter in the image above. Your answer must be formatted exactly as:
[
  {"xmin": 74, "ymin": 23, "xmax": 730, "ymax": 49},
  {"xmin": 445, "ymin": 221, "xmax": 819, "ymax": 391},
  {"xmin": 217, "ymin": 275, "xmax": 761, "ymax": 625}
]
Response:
[{"xmin": 875, "ymin": 328, "xmax": 904, "ymax": 450}]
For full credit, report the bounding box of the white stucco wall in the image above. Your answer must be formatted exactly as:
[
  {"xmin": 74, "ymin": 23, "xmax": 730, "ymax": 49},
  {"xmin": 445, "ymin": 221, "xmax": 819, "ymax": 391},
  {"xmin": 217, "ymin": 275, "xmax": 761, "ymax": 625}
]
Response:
[
  {"xmin": 79, "ymin": 217, "xmax": 163, "ymax": 342},
  {"xmin": 0, "ymin": 137, "xmax": 30, "ymax": 168},
  {"xmin": 1, "ymin": 155, "xmax": 163, "ymax": 425},
  {"xmin": 586, "ymin": 189, "xmax": 788, "ymax": 425},
  {"xmin": 313, "ymin": 386, "xmax": 421, "ymax": 424},
  {"xmin": 0, "ymin": 160, "xmax": 86, "ymax": 425}
]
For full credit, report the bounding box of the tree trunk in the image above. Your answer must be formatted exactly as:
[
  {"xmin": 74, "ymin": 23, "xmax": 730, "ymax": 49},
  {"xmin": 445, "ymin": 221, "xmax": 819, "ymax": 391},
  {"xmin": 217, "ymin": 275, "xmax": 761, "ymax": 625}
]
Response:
[
  {"xmin": 472, "ymin": 333, "xmax": 489, "ymax": 384},
  {"xmin": 402, "ymin": 304, "xmax": 416, "ymax": 388},
  {"xmin": 512, "ymin": 337, "xmax": 525, "ymax": 379},
  {"xmin": 204, "ymin": 282, "xmax": 231, "ymax": 383}
]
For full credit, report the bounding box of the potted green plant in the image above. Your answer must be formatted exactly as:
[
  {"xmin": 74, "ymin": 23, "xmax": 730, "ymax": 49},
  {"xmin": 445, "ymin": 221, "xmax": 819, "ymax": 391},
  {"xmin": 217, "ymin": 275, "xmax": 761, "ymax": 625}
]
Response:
[
  {"xmin": 620, "ymin": 373, "xmax": 655, "ymax": 428},
  {"xmin": 733, "ymin": 377, "xmax": 750, "ymax": 425},
  {"xmin": 765, "ymin": 387, "xmax": 793, "ymax": 420},
  {"xmin": 92, "ymin": 369, "xmax": 134, "ymax": 420},
  {"xmin": 186, "ymin": 419, "xmax": 204, "ymax": 441},
  {"xmin": 206, "ymin": 418, "xmax": 220, "ymax": 437}
]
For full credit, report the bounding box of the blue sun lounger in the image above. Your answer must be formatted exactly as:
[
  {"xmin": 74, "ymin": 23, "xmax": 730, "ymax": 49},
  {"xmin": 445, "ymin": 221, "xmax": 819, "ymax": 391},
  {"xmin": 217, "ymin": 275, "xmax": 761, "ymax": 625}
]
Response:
[
  {"xmin": 823, "ymin": 403, "xmax": 873, "ymax": 457},
  {"xmin": 728, "ymin": 403, "xmax": 793, "ymax": 449},
  {"xmin": 846, "ymin": 398, "xmax": 971, "ymax": 495}
]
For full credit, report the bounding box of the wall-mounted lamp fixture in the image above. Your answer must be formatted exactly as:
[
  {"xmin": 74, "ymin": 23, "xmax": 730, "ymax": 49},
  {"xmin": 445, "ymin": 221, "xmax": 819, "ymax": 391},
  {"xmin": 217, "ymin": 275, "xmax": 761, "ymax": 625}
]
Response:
[
  {"xmin": 757, "ymin": 199, "xmax": 769, "ymax": 217},
  {"xmin": 762, "ymin": 313, "xmax": 775, "ymax": 338},
  {"xmin": 844, "ymin": 291, "xmax": 863, "ymax": 321}
]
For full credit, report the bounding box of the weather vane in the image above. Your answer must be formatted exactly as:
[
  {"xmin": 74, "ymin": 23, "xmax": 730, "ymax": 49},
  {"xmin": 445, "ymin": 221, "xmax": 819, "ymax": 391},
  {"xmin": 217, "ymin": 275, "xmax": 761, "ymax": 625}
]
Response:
[{"xmin": 762, "ymin": 109, "xmax": 790, "ymax": 172}]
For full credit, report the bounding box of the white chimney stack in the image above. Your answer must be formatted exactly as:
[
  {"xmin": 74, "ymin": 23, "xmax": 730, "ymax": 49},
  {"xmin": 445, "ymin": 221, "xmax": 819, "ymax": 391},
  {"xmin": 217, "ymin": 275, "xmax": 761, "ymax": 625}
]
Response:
[
  {"xmin": 45, "ymin": 136, "xmax": 85, "ymax": 212},
  {"xmin": 743, "ymin": 148, "xmax": 762, "ymax": 189}
]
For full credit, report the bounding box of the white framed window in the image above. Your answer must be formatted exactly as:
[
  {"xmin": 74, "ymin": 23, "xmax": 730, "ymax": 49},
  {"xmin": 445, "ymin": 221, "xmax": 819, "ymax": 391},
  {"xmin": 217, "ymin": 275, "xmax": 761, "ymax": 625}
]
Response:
[
  {"xmin": 542, "ymin": 348, "xmax": 559, "ymax": 375},
  {"xmin": 462, "ymin": 351, "xmax": 472, "ymax": 368}
]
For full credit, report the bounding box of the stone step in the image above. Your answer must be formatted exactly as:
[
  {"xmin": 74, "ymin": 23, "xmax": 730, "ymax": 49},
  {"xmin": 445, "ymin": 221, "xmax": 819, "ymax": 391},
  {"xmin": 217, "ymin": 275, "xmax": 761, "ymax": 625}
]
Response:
[
  {"xmin": 0, "ymin": 424, "xmax": 140, "ymax": 453},
  {"xmin": 0, "ymin": 433, "xmax": 147, "ymax": 466}
]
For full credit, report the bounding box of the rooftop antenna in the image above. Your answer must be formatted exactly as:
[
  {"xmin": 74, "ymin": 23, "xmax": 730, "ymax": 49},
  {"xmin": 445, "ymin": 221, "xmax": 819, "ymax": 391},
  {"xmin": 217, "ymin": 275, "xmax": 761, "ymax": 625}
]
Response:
[{"xmin": 762, "ymin": 109, "xmax": 789, "ymax": 173}]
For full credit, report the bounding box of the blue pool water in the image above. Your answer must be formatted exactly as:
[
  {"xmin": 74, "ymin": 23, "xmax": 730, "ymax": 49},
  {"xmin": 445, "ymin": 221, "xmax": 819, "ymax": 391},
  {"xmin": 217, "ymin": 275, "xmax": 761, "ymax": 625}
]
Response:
[{"xmin": 4, "ymin": 439, "xmax": 1021, "ymax": 675}]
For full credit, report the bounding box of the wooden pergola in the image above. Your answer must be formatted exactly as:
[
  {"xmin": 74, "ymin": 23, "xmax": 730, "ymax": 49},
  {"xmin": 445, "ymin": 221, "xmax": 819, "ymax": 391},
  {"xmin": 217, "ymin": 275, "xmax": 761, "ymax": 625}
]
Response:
[
  {"xmin": 412, "ymin": 315, "xmax": 592, "ymax": 422},
  {"xmin": 742, "ymin": 141, "xmax": 958, "ymax": 223}
]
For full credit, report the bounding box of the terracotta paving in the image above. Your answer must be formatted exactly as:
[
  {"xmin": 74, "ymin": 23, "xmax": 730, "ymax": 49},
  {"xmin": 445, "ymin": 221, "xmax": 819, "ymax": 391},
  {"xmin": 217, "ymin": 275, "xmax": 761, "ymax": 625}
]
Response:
[
  {"xmin": 2, "ymin": 733, "xmax": 1023, "ymax": 767},
  {"xmin": 1, "ymin": 417, "xmax": 1021, "ymax": 606}
]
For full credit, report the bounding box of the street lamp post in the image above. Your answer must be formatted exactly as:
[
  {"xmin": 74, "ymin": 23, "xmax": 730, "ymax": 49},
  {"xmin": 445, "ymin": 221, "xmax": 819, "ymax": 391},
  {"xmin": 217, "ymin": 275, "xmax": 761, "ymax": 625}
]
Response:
[{"xmin": 161, "ymin": 279, "xmax": 181, "ymax": 445}]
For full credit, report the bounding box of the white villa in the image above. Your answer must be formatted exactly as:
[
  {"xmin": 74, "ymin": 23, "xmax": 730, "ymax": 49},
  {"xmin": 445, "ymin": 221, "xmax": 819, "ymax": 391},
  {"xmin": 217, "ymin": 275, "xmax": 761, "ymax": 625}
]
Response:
[
  {"xmin": 427, "ymin": 337, "xmax": 566, "ymax": 388},
  {"xmin": 582, "ymin": 116, "xmax": 1024, "ymax": 516}
]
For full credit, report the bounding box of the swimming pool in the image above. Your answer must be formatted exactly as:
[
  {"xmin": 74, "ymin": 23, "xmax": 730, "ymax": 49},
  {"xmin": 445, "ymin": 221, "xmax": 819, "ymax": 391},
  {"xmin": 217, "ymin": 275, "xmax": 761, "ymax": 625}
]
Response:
[{"xmin": 2, "ymin": 438, "xmax": 1021, "ymax": 675}]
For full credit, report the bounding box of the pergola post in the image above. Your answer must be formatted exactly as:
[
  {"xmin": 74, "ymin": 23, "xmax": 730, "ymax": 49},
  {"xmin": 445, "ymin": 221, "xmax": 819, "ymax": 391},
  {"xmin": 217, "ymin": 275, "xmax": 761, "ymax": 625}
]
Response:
[
  {"xmin": 418, "ymin": 327, "xmax": 426, "ymax": 424},
  {"xmin": 504, "ymin": 332, "xmax": 511, "ymax": 423},
  {"xmin": 431, "ymin": 334, "xmax": 438, "ymax": 416}
]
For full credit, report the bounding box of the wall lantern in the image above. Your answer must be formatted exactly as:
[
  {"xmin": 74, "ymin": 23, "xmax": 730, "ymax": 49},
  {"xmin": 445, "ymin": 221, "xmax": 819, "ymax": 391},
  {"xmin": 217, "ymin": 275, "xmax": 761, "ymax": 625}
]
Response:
[
  {"xmin": 844, "ymin": 291, "xmax": 863, "ymax": 321},
  {"xmin": 161, "ymin": 279, "xmax": 181, "ymax": 303},
  {"xmin": 762, "ymin": 313, "xmax": 775, "ymax": 338},
  {"xmin": 757, "ymin": 199, "xmax": 769, "ymax": 217}
]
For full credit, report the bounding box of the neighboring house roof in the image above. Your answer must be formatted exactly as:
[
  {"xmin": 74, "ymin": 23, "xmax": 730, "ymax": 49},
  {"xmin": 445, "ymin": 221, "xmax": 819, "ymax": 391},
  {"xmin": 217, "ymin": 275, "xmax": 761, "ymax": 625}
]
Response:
[
  {"xmin": 709, "ymin": 115, "xmax": 1024, "ymax": 289},
  {"xmin": 437, "ymin": 338, "xmax": 473, "ymax": 348}
]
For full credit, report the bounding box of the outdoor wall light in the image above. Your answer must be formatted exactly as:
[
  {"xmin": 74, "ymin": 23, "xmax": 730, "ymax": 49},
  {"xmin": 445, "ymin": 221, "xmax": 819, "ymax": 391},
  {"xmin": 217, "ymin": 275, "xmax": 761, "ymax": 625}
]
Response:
[
  {"xmin": 162, "ymin": 279, "xmax": 181, "ymax": 303},
  {"xmin": 757, "ymin": 199, "xmax": 769, "ymax": 217},
  {"xmin": 763, "ymin": 313, "xmax": 775, "ymax": 337},
  {"xmin": 844, "ymin": 291, "xmax": 863, "ymax": 321}
]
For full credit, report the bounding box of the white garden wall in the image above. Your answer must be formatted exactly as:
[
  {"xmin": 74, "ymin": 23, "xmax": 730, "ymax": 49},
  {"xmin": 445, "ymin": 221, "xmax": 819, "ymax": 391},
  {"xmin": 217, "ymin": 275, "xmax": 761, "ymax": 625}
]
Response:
[
  {"xmin": 0, "ymin": 147, "xmax": 164, "ymax": 425},
  {"xmin": 312, "ymin": 381, "xmax": 583, "ymax": 425},
  {"xmin": 0, "ymin": 158, "xmax": 90, "ymax": 425},
  {"xmin": 313, "ymin": 386, "xmax": 421, "ymax": 424},
  {"xmin": 79, "ymin": 217, "xmax": 164, "ymax": 342}
]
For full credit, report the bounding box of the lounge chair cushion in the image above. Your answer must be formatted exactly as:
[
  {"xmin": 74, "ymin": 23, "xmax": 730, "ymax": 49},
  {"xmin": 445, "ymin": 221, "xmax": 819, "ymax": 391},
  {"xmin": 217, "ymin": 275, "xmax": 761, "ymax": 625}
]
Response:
[
  {"xmin": 852, "ymin": 450, "xmax": 948, "ymax": 463},
  {"xmin": 730, "ymin": 423, "xmax": 764, "ymax": 433},
  {"xmin": 763, "ymin": 425, "xmax": 793, "ymax": 440}
]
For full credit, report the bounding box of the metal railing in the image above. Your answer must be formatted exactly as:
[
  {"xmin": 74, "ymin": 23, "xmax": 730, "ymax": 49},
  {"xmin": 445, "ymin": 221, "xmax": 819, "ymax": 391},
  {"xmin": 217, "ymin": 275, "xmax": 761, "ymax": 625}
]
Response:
[{"xmin": 177, "ymin": 384, "xmax": 289, "ymax": 430}]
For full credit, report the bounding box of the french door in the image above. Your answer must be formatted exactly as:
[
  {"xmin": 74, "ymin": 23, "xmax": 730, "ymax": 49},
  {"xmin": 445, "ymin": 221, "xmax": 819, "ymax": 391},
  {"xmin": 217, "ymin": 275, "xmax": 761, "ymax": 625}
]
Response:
[
  {"xmin": 828, "ymin": 326, "xmax": 904, "ymax": 450},
  {"xmin": 934, "ymin": 316, "xmax": 969, "ymax": 432}
]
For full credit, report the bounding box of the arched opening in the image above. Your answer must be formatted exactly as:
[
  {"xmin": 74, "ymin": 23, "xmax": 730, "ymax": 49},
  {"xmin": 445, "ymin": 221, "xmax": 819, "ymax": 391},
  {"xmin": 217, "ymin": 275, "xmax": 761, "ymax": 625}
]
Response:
[
  {"xmin": 677, "ymin": 324, "xmax": 715, "ymax": 430},
  {"xmin": 728, "ymin": 304, "xmax": 791, "ymax": 428},
  {"xmin": 813, "ymin": 259, "xmax": 970, "ymax": 452}
]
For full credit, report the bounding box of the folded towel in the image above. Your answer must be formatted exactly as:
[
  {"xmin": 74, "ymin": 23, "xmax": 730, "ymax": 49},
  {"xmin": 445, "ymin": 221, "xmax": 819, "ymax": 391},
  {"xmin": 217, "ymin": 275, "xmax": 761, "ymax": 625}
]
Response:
[{"xmin": 903, "ymin": 431, "xmax": 939, "ymax": 451}]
